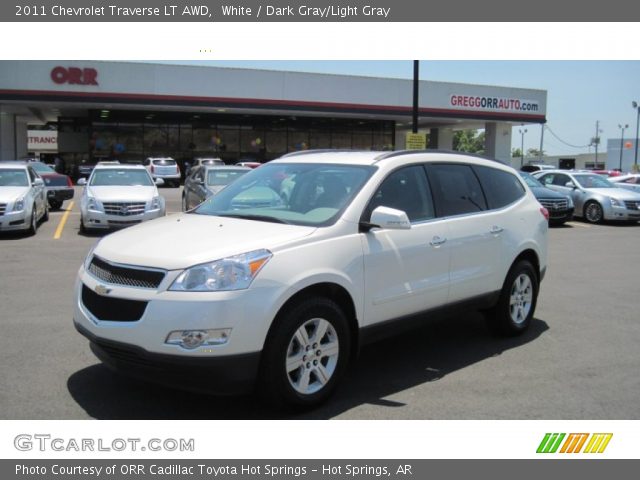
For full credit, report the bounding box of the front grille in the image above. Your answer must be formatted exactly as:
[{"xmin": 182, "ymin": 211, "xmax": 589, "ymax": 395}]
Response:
[
  {"xmin": 81, "ymin": 284, "xmax": 148, "ymax": 322},
  {"xmin": 103, "ymin": 202, "xmax": 146, "ymax": 216},
  {"xmin": 624, "ymin": 200, "xmax": 640, "ymax": 210},
  {"xmin": 538, "ymin": 198, "xmax": 569, "ymax": 211},
  {"xmin": 0, "ymin": 203, "xmax": 6, "ymax": 216},
  {"xmin": 88, "ymin": 255, "xmax": 165, "ymax": 289}
]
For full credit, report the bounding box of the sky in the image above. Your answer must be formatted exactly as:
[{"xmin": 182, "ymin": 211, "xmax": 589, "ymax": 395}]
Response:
[{"xmin": 161, "ymin": 60, "xmax": 640, "ymax": 157}]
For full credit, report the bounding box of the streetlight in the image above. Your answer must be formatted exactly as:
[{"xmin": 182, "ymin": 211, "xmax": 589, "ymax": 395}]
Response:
[
  {"xmin": 633, "ymin": 101, "xmax": 640, "ymax": 171},
  {"xmin": 618, "ymin": 124, "xmax": 629, "ymax": 171},
  {"xmin": 519, "ymin": 128, "xmax": 527, "ymax": 167}
]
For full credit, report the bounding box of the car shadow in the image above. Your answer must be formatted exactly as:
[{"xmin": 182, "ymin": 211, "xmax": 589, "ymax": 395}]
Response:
[{"xmin": 67, "ymin": 313, "xmax": 549, "ymax": 420}]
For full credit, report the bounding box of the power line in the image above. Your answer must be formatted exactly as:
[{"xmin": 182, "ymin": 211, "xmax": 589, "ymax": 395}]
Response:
[{"xmin": 544, "ymin": 125, "xmax": 592, "ymax": 149}]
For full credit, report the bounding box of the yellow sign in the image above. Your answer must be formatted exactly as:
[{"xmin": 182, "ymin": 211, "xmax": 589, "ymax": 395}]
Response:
[{"xmin": 405, "ymin": 132, "xmax": 426, "ymax": 150}]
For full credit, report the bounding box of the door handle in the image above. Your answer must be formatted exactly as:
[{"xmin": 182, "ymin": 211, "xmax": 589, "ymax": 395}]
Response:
[
  {"xmin": 490, "ymin": 226, "xmax": 504, "ymax": 234},
  {"xmin": 429, "ymin": 236, "xmax": 447, "ymax": 247}
]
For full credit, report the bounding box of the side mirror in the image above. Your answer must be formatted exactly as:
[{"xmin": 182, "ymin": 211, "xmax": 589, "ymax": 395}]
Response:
[
  {"xmin": 565, "ymin": 181, "xmax": 576, "ymax": 189},
  {"xmin": 155, "ymin": 178, "xmax": 165, "ymax": 186},
  {"xmin": 77, "ymin": 178, "xmax": 87, "ymax": 186},
  {"xmin": 33, "ymin": 178, "xmax": 44, "ymax": 186},
  {"xmin": 364, "ymin": 206, "xmax": 411, "ymax": 231}
]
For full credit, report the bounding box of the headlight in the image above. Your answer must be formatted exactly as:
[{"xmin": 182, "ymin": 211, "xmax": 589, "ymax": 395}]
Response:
[
  {"xmin": 87, "ymin": 196, "xmax": 103, "ymax": 212},
  {"xmin": 12, "ymin": 197, "xmax": 25, "ymax": 212},
  {"xmin": 170, "ymin": 249, "xmax": 272, "ymax": 292},
  {"xmin": 610, "ymin": 197, "xmax": 624, "ymax": 208},
  {"xmin": 149, "ymin": 196, "xmax": 161, "ymax": 210},
  {"xmin": 565, "ymin": 196, "xmax": 574, "ymax": 208}
]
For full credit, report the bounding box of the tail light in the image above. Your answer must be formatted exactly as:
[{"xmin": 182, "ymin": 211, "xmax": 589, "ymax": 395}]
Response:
[
  {"xmin": 540, "ymin": 206, "xmax": 549, "ymax": 221},
  {"xmin": 67, "ymin": 176, "xmax": 73, "ymax": 187},
  {"xmin": 150, "ymin": 165, "xmax": 155, "ymax": 173}
]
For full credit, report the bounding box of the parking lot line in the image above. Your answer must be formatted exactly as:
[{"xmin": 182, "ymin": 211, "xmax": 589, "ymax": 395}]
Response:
[{"xmin": 53, "ymin": 201, "xmax": 75, "ymax": 239}]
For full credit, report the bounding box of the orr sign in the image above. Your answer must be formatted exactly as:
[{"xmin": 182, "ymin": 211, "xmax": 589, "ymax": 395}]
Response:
[{"xmin": 50, "ymin": 66, "xmax": 98, "ymax": 86}]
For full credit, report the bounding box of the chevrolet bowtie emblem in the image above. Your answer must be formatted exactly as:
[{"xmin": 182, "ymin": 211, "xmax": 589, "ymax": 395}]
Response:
[{"xmin": 95, "ymin": 284, "xmax": 112, "ymax": 295}]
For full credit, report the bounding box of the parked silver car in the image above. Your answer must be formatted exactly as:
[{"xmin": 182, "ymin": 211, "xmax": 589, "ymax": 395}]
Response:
[
  {"xmin": 608, "ymin": 174, "xmax": 640, "ymax": 193},
  {"xmin": 534, "ymin": 170, "xmax": 640, "ymax": 223},
  {"xmin": 78, "ymin": 164, "xmax": 165, "ymax": 232},
  {"xmin": 0, "ymin": 162, "xmax": 48, "ymax": 235},
  {"xmin": 182, "ymin": 165, "xmax": 250, "ymax": 211}
]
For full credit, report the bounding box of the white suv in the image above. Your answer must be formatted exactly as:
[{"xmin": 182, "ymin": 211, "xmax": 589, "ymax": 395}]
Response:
[{"xmin": 74, "ymin": 150, "xmax": 548, "ymax": 408}]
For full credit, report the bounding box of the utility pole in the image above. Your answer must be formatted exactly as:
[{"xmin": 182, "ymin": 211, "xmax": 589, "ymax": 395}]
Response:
[
  {"xmin": 538, "ymin": 124, "xmax": 545, "ymax": 163},
  {"xmin": 412, "ymin": 60, "xmax": 419, "ymax": 134},
  {"xmin": 593, "ymin": 121, "xmax": 601, "ymax": 167}
]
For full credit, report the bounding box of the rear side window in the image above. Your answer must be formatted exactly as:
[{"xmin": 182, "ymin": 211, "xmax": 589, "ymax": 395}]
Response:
[
  {"xmin": 473, "ymin": 166, "xmax": 525, "ymax": 209},
  {"xmin": 426, "ymin": 164, "xmax": 487, "ymax": 217}
]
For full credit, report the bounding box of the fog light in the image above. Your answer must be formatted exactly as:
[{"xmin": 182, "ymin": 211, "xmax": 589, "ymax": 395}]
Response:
[{"xmin": 165, "ymin": 329, "xmax": 231, "ymax": 349}]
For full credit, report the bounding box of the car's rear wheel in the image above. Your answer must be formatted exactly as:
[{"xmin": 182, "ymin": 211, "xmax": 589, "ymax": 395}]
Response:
[
  {"xmin": 486, "ymin": 260, "xmax": 538, "ymax": 336},
  {"xmin": 584, "ymin": 201, "xmax": 604, "ymax": 223},
  {"xmin": 261, "ymin": 298, "xmax": 350, "ymax": 409},
  {"xmin": 42, "ymin": 203, "xmax": 49, "ymax": 222}
]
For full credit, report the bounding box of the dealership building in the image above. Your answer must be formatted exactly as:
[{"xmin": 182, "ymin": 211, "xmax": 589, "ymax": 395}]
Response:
[{"xmin": 0, "ymin": 61, "xmax": 547, "ymax": 169}]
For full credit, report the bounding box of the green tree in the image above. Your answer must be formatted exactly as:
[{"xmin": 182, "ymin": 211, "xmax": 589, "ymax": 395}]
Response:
[
  {"xmin": 453, "ymin": 130, "xmax": 485, "ymax": 154},
  {"xmin": 511, "ymin": 148, "xmax": 523, "ymax": 158},
  {"xmin": 526, "ymin": 148, "xmax": 545, "ymax": 157}
]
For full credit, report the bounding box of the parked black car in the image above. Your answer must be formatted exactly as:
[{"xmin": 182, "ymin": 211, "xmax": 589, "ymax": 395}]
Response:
[{"xmin": 519, "ymin": 171, "xmax": 574, "ymax": 225}]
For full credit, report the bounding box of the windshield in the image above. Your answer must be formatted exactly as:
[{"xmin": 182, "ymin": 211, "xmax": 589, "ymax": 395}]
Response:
[
  {"xmin": 207, "ymin": 169, "xmax": 249, "ymax": 187},
  {"xmin": 90, "ymin": 169, "xmax": 154, "ymax": 187},
  {"xmin": 0, "ymin": 169, "xmax": 29, "ymax": 187},
  {"xmin": 573, "ymin": 174, "xmax": 615, "ymax": 189},
  {"xmin": 194, "ymin": 163, "xmax": 375, "ymax": 226},
  {"xmin": 519, "ymin": 172, "xmax": 543, "ymax": 188},
  {"xmin": 30, "ymin": 162, "xmax": 56, "ymax": 174}
]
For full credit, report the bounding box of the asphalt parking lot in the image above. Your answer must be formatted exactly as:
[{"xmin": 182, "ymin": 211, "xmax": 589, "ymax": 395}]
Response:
[{"xmin": 1, "ymin": 186, "xmax": 639, "ymax": 419}]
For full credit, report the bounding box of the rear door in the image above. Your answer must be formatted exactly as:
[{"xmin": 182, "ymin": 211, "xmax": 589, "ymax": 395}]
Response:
[
  {"xmin": 425, "ymin": 163, "xmax": 502, "ymax": 302},
  {"xmin": 361, "ymin": 165, "xmax": 450, "ymax": 326}
]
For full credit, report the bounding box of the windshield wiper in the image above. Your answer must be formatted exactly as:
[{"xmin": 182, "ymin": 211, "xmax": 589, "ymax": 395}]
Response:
[{"xmin": 216, "ymin": 213, "xmax": 290, "ymax": 224}]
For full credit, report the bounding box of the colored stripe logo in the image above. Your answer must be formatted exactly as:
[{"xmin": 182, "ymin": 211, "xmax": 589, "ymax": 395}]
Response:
[{"xmin": 537, "ymin": 433, "xmax": 612, "ymax": 453}]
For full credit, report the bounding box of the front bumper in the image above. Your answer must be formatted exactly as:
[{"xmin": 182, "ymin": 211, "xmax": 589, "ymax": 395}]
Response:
[
  {"xmin": 548, "ymin": 207, "xmax": 574, "ymax": 224},
  {"xmin": 82, "ymin": 208, "xmax": 164, "ymax": 230},
  {"xmin": 75, "ymin": 321, "xmax": 260, "ymax": 395},
  {"xmin": 0, "ymin": 210, "xmax": 29, "ymax": 231},
  {"xmin": 605, "ymin": 205, "xmax": 640, "ymax": 221},
  {"xmin": 47, "ymin": 187, "xmax": 74, "ymax": 202}
]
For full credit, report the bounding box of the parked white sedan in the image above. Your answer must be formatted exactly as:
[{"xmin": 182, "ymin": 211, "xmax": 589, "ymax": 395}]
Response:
[
  {"xmin": 78, "ymin": 164, "xmax": 165, "ymax": 233},
  {"xmin": 608, "ymin": 174, "xmax": 640, "ymax": 193},
  {"xmin": 0, "ymin": 162, "xmax": 48, "ymax": 235}
]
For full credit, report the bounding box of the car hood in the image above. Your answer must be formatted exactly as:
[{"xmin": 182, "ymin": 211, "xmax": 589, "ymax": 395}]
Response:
[
  {"xmin": 587, "ymin": 188, "xmax": 640, "ymax": 200},
  {"xmin": 87, "ymin": 186, "xmax": 157, "ymax": 202},
  {"xmin": 92, "ymin": 213, "xmax": 317, "ymax": 270},
  {"xmin": 0, "ymin": 186, "xmax": 30, "ymax": 203},
  {"xmin": 530, "ymin": 186, "xmax": 567, "ymax": 199}
]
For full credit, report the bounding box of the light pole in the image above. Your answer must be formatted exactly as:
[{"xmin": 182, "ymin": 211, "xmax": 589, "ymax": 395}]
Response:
[
  {"xmin": 633, "ymin": 101, "xmax": 640, "ymax": 171},
  {"xmin": 618, "ymin": 124, "xmax": 628, "ymax": 171},
  {"xmin": 519, "ymin": 128, "xmax": 527, "ymax": 167}
]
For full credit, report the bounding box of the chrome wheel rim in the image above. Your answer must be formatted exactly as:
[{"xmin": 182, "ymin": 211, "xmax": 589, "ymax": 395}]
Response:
[
  {"xmin": 509, "ymin": 273, "xmax": 533, "ymax": 325},
  {"xmin": 585, "ymin": 203, "xmax": 602, "ymax": 222},
  {"xmin": 286, "ymin": 318, "xmax": 339, "ymax": 395}
]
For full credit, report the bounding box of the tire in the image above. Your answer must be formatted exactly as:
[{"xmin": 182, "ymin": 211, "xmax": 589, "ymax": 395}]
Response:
[
  {"xmin": 49, "ymin": 199, "xmax": 63, "ymax": 210},
  {"xmin": 584, "ymin": 201, "xmax": 604, "ymax": 224},
  {"xmin": 260, "ymin": 297, "xmax": 351, "ymax": 409},
  {"xmin": 486, "ymin": 260, "xmax": 538, "ymax": 336},
  {"xmin": 42, "ymin": 203, "xmax": 49, "ymax": 222},
  {"xmin": 182, "ymin": 195, "xmax": 188, "ymax": 212},
  {"xmin": 79, "ymin": 215, "xmax": 87, "ymax": 234},
  {"xmin": 27, "ymin": 207, "xmax": 37, "ymax": 236}
]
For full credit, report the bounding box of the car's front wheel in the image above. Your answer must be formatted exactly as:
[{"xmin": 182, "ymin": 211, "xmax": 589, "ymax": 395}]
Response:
[
  {"xmin": 486, "ymin": 260, "xmax": 538, "ymax": 336},
  {"xmin": 27, "ymin": 206, "xmax": 38, "ymax": 236},
  {"xmin": 261, "ymin": 298, "xmax": 350, "ymax": 409},
  {"xmin": 584, "ymin": 201, "xmax": 604, "ymax": 223}
]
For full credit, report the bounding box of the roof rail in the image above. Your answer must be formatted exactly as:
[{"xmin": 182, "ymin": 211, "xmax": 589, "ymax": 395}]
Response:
[
  {"xmin": 280, "ymin": 149, "xmax": 365, "ymax": 158},
  {"xmin": 373, "ymin": 149, "xmax": 507, "ymax": 165}
]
